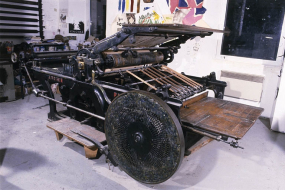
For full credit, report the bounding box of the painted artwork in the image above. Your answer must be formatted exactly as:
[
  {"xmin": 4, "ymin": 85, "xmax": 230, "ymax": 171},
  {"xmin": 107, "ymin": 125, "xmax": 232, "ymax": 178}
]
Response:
[
  {"xmin": 127, "ymin": 13, "xmax": 136, "ymax": 24},
  {"xmin": 115, "ymin": 0, "xmax": 207, "ymax": 27},
  {"xmin": 182, "ymin": 7, "xmax": 206, "ymax": 25},
  {"xmin": 69, "ymin": 21, "xmax": 84, "ymax": 34},
  {"xmin": 136, "ymin": 9, "xmax": 164, "ymax": 24}
]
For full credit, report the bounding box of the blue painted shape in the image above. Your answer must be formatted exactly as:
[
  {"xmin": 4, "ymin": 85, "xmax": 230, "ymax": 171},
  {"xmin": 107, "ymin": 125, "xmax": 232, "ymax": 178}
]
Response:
[
  {"xmin": 122, "ymin": 0, "xmax": 125, "ymax": 13},
  {"xmin": 166, "ymin": 0, "xmax": 169, "ymax": 6},
  {"xmin": 196, "ymin": 6, "xmax": 206, "ymax": 15},
  {"xmin": 178, "ymin": 0, "xmax": 188, "ymax": 7},
  {"xmin": 118, "ymin": 0, "xmax": 121, "ymax": 11},
  {"xmin": 174, "ymin": 7, "xmax": 180, "ymax": 13},
  {"xmin": 196, "ymin": 0, "xmax": 203, "ymax": 5}
]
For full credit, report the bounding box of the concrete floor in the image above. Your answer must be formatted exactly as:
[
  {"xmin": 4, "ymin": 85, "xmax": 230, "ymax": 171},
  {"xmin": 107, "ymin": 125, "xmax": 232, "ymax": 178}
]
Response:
[{"xmin": 0, "ymin": 95, "xmax": 285, "ymax": 190}]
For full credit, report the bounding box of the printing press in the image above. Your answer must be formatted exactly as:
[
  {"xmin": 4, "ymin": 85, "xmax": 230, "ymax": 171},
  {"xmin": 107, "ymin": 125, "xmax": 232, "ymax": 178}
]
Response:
[{"xmin": 23, "ymin": 24, "xmax": 264, "ymax": 184}]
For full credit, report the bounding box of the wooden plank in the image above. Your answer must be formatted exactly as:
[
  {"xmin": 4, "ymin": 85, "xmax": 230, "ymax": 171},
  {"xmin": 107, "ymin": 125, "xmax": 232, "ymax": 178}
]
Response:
[
  {"xmin": 162, "ymin": 66, "xmax": 203, "ymax": 87},
  {"xmin": 187, "ymin": 137, "xmax": 213, "ymax": 156},
  {"xmin": 47, "ymin": 118, "xmax": 106, "ymax": 148},
  {"xmin": 180, "ymin": 97, "xmax": 264, "ymax": 139},
  {"xmin": 182, "ymin": 91, "xmax": 208, "ymax": 107},
  {"xmin": 126, "ymin": 70, "xmax": 157, "ymax": 90},
  {"xmin": 55, "ymin": 131, "xmax": 63, "ymax": 141},
  {"xmin": 84, "ymin": 146, "xmax": 98, "ymax": 159}
]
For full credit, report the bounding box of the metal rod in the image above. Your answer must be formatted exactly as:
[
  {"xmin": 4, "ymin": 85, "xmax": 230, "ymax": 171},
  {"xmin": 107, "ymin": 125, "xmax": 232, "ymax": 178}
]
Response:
[
  {"xmin": 0, "ymin": 10, "xmax": 38, "ymax": 16},
  {"xmin": 162, "ymin": 66, "xmax": 201, "ymax": 90},
  {"xmin": 162, "ymin": 66, "xmax": 203, "ymax": 88},
  {"xmin": 20, "ymin": 63, "xmax": 24, "ymax": 99},
  {"xmin": 182, "ymin": 124, "xmax": 222, "ymax": 141},
  {"xmin": 148, "ymin": 67, "xmax": 189, "ymax": 94},
  {"xmin": 80, "ymin": 116, "xmax": 93, "ymax": 124},
  {"xmin": 126, "ymin": 70, "xmax": 157, "ymax": 90},
  {"xmin": 23, "ymin": 66, "xmax": 105, "ymax": 121},
  {"xmin": 128, "ymin": 74, "xmax": 175, "ymax": 86},
  {"xmin": 39, "ymin": 94, "xmax": 105, "ymax": 121},
  {"xmin": 38, "ymin": 0, "xmax": 44, "ymax": 39},
  {"xmin": 0, "ymin": 35, "xmax": 26, "ymax": 39},
  {"xmin": 33, "ymin": 51, "xmax": 77, "ymax": 58},
  {"xmin": 0, "ymin": 23, "xmax": 39, "ymax": 27},
  {"xmin": 0, "ymin": 16, "xmax": 39, "ymax": 22},
  {"xmin": 0, "ymin": 3, "xmax": 39, "ymax": 11},
  {"xmin": 144, "ymin": 67, "xmax": 182, "ymax": 94},
  {"xmin": 70, "ymin": 129, "xmax": 105, "ymax": 150},
  {"xmin": 0, "ymin": 0, "xmax": 39, "ymax": 5},
  {"xmin": 103, "ymin": 64, "xmax": 160, "ymax": 75},
  {"xmin": 115, "ymin": 47, "xmax": 169, "ymax": 51},
  {"xmin": 0, "ymin": 29, "xmax": 39, "ymax": 33},
  {"xmin": 139, "ymin": 69, "xmax": 175, "ymax": 93},
  {"xmin": 143, "ymin": 68, "xmax": 180, "ymax": 94}
]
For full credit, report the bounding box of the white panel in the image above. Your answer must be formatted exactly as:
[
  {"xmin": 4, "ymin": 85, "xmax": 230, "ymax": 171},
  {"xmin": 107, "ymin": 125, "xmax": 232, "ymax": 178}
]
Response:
[{"xmin": 221, "ymin": 77, "xmax": 263, "ymax": 102}]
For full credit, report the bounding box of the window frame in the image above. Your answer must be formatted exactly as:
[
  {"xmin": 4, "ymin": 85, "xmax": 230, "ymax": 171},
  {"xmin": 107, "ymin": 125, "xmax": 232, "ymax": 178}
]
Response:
[{"xmin": 216, "ymin": 0, "xmax": 285, "ymax": 66}]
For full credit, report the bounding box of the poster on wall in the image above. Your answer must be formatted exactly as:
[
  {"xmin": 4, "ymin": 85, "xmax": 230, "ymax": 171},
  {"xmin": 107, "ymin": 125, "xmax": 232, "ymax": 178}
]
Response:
[
  {"xmin": 59, "ymin": 9, "xmax": 68, "ymax": 29},
  {"xmin": 69, "ymin": 21, "xmax": 84, "ymax": 34}
]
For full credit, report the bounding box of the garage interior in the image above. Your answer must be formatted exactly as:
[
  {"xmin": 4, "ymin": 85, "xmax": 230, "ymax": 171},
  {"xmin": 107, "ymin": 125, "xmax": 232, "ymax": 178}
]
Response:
[{"xmin": 1, "ymin": 0, "xmax": 285, "ymax": 189}]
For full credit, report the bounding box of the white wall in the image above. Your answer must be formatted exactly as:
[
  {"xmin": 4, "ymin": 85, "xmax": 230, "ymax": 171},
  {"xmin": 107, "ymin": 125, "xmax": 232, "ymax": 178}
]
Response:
[
  {"xmin": 42, "ymin": 0, "xmax": 59, "ymax": 39},
  {"xmin": 169, "ymin": 0, "xmax": 285, "ymax": 119},
  {"xmin": 271, "ymin": 59, "xmax": 285, "ymax": 133},
  {"xmin": 42, "ymin": 0, "xmax": 90, "ymax": 47},
  {"xmin": 106, "ymin": 0, "xmax": 284, "ymax": 119}
]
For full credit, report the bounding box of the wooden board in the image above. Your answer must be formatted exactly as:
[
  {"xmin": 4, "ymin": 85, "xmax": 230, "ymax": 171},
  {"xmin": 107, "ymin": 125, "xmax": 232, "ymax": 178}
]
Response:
[
  {"xmin": 47, "ymin": 118, "xmax": 106, "ymax": 148},
  {"xmin": 181, "ymin": 97, "xmax": 264, "ymax": 139},
  {"xmin": 187, "ymin": 137, "xmax": 213, "ymax": 156}
]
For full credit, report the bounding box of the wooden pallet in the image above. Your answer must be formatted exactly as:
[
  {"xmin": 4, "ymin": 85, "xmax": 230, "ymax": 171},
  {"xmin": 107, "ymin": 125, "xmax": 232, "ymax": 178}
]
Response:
[{"xmin": 47, "ymin": 118, "xmax": 106, "ymax": 159}]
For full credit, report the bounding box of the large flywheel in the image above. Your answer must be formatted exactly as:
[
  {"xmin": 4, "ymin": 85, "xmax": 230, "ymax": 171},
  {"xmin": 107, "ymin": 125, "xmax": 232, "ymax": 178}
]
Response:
[{"xmin": 105, "ymin": 91, "xmax": 185, "ymax": 184}]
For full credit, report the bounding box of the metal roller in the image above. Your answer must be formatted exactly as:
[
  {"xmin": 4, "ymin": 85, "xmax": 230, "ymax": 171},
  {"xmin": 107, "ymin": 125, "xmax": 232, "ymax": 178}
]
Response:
[
  {"xmin": 33, "ymin": 51, "xmax": 78, "ymax": 58},
  {"xmin": 106, "ymin": 52, "xmax": 164, "ymax": 68}
]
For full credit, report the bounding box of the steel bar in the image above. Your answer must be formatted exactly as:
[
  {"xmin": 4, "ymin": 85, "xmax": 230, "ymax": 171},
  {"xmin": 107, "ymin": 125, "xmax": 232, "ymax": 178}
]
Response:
[
  {"xmin": 163, "ymin": 68, "xmax": 199, "ymax": 90},
  {"xmin": 182, "ymin": 125, "xmax": 222, "ymax": 141},
  {"xmin": 139, "ymin": 69, "xmax": 175, "ymax": 93},
  {"xmin": 150, "ymin": 67, "xmax": 193, "ymax": 94},
  {"xmin": 127, "ymin": 74, "xmax": 176, "ymax": 86},
  {"xmin": 123, "ymin": 24, "xmax": 229, "ymax": 34},
  {"xmin": 126, "ymin": 70, "xmax": 157, "ymax": 90},
  {"xmin": 32, "ymin": 68, "xmax": 76, "ymax": 81},
  {"xmin": 162, "ymin": 66, "xmax": 200, "ymax": 88},
  {"xmin": 0, "ymin": 35, "xmax": 25, "ymax": 38},
  {"xmin": 162, "ymin": 66, "xmax": 203, "ymax": 88},
  {"xmin": 0, "ymin": 0, "xmax": 39, "ymax": 5},
  {"xmin": 144, "ymin": 67, "xmax": 183, "ymax": 94},
  {"xmin": 143, "ymin": 68, "xmax": 181, "ymax": 95},
  {"xmin": 24, "ymin": 65, "xmax": 104, "ymax": 121},
  {"xmin": 23, "ymin": 66, "xmax": 35, "ymax": 89},
  {"xmin": 183, "ymin": 127, "xmax": 222, "ymax": 141},
  {"xmin": 0, "ymin": 3, "xmax": 39, "ymax": 11},
  {"xmin": 115, "ymin": 47, "xmax": 169, "ymax": 51},
  {"xmin": 80, "ymin": 116, "xmax": 93, "ymax": 124},
  {"xmin": 33, "ymin": 51, "xmax": 77, "ymax": 58},
  {"xmin": 161, "ymin": 66, "xmax": 202, "ymax": 89},
  {"xmin": 0, "ymin": 23, "xmax": 39, "ymax": 27},
  {"xmin": 155, "ymin": 28, "xmax": 212, "ymax": 36},
  {"xmin": 0, "ymin": 10, "xmax": 38, "ymax": 16},
  {"xmin": 0, "ymin": 16, "xmax": 39, "ymax": 22},
  {"xmin": 103, "ymin": 64, "xmax": 160, "ymax": 75},
  {"xmin": 161, "ymin": 67, "xmax": 197, "ymax": 88},
  {"xmin": 38, "ymin": 0, "xmax": 44, "ymax": 39},
  {"xmin": 0, "ymin": 29, "xmax": 39, "ymax": 33},
  {"xmin": 39, "ymin": 94, "xmax": 106, "ymax": 121}
]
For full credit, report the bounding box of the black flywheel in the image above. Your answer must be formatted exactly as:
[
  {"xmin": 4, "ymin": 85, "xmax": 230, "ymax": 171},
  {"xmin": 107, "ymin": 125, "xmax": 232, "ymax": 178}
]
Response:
[{"xmin": 105, "ymin": 91, "xmax": 185, "ymax": 184}]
